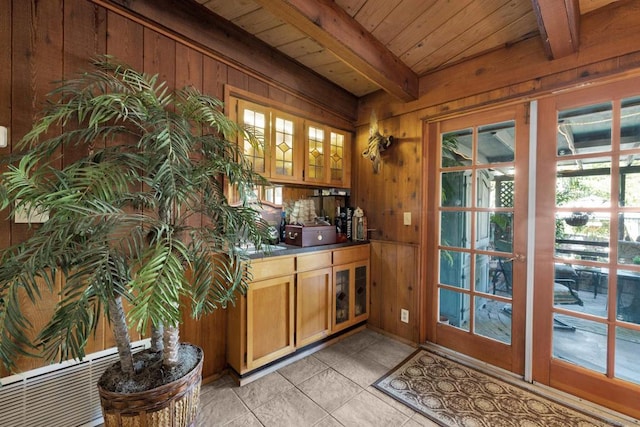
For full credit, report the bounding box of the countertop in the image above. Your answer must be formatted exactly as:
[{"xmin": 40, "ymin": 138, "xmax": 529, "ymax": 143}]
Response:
[{"xmin": 245, "ymin": 240, "xmax": 370, "ymax": 259}]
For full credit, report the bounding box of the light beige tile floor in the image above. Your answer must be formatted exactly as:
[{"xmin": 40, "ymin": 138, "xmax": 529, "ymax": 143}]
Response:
[{"xmin": 196, "ymin": 328, "xmax": 440, "ymax": 426}]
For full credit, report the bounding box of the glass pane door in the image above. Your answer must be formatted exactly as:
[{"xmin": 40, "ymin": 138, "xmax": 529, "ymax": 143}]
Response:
[
  {"xmin": 535, "ymin": 79, "xmax": 640, "ymax": 418},
  {"xmin": 550, "ymin": 98, "xmax": 640, "ymax": 383},
  {"xmin": 431, "ymin": 105, "xmax": 528, "ymax": 373}
]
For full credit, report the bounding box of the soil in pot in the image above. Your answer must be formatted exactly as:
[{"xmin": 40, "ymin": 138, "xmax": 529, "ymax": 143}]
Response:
[{"xmin": 99, "ymin": 343, "xmax": 201, "ymax": 393}]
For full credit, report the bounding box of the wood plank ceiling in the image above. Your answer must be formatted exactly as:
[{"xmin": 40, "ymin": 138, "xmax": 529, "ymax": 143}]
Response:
[{"xmin": 195, "ymin": 0, "xmax": 621, "ymax": 100}]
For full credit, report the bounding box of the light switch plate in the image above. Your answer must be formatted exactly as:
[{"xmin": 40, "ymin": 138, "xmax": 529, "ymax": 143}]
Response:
[
  {"xmin": 0, "ymin": 126, "xmax": 7, "ymax": 148},
  {"xmin": 403, "ymin": 212, "xmax": 411, "ymax": 226},
  {"xmin": 401, "ymin": 309, "xmax": 409, "ymax": 323},
  {"xmin": 14, "ymin": 200, "xmax": 49, "ymax": 223}
]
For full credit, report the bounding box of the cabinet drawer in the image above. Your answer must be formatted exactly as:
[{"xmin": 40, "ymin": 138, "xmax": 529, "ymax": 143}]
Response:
[
  {"xmin": 297, "ymin": 251, "xmax": 332, "ymax": 272},
  {"xmin": 333, "ymin": 245, "xmax": 370, "ymax": 265},
  {"xmin": 248, "ymin": 256, "xmax": 295, "ymax": 281}
]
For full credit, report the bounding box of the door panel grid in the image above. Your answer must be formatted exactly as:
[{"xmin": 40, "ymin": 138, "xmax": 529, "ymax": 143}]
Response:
[{"xmin": 431, "ymin": 105, "xmax": 528, "ymax": 374}]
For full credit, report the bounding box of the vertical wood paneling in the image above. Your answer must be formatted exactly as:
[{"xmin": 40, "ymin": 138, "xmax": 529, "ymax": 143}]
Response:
[
  {"xmin": 106, "ymin": 10, "xmax": 144, "ymax": 70},
  {"xmin": 175, "ymin": 43, "xmax": 203, "ymax": 91},
  {"xmin": 15, "ymin": 276, "xmax": 61, "ymax": 372},
  {"xmin": 369, "ymin": 241, "xmax": 419, "ymax": 342},
  {"xmin": 395, "ymin": 244, "xmax": 419, "ymax": 342},
  {"xmin": 202, "ymin": 55, "xmax": 236, "ymax": 377},
  {"xmin": 63, "ymin": 0, "xmax": 108, "ymax": 356},
  {"xmin": 382, "ymin": 138, "xmax": 397, "ymax": 240},
  {"xmin": 63, "ymin": 0, "xmax": 106, "ymax": 168},
  {"xmin": 248, "ymin": 76, "xmax": 270, "ymax": 99},
  {"xmin": 380, "ymin": 243, "xmax": 396, "ymax": 331},
  {"xmin": 175, "ymin": 43, "xmax": 216, "ymax": 377},
  {"xmin": 12, "ymin": 0, "xmax": 64, "ymax": 247},
  {"xmin": 227, "ymin": 68, "xmax": 249, "ymax": 91},
  {"xmin": 63, "ymin": 1, "xmax": 107, "ymax": 79},
  {"xmin": 143, "ymin": 29, "xmax": 176, "ymax": 90},
  {"xmin": 103, "ymin": 10, "xmax": 145, "ymax": 352},
  {"xmin": 8, "ymin": 0, "xmax": 64, "ymax": 374},
  {"xmin": 268, "ymin": 86, "xmax": 288, "ymax": 105},
  {"xmin": 203, "ymin": 56, "xmax": 228, "ymax": 101},
  {"xmin": 353, "ymin": 113, "xmax": 422, "ymax": 245},
  {"xmin": 393, "ymin": 112, "xmax": 421, "ymax": 243},
  {"xmin": 0, "ymin": 0, "xmax": 12, "ymax": 252},
  {"xmin": 175, "ymin": 40, "xmax": 204, "ymax": 233},
  {"xmin": 368, "ymin": 242, "xmax": 382, "ymax": 328}
]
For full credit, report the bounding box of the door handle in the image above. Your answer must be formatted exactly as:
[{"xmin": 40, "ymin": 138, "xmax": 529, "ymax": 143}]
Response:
[{"xmin": 512, "ymin": 254, "xmax": 526, "ymax": 262}]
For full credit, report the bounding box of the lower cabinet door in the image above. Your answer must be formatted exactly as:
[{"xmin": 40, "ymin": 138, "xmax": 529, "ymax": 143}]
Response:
[
  {"xmin": 332, "ymin": 260, "xmax": 370, "ymax": 332},
  {"xmin": 296, "ymin": 267, "xmax": 332, "ymax": 347},
  {"xmin": 246, "ymin": 274, "xmax": 295, "ymax": 370}
]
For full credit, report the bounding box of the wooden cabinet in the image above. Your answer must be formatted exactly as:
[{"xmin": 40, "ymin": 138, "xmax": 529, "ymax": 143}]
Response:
[
  {"xmin": 234, "ymin": 98, "xmax": 303, "ymax": 183},
  {"xmin": 304, "ymin": 121, "xmax": 351, "ymax": 188},
  {"xmin": 332, "ymin": 261, "xmax": 370, "ymax": 332},
  {"xmin": 332, "ymin": 245, "xmax": 370, "ymax": 332},
  {"xmin": 296, "ymin": 251, "xmax": 332, "ymax": 347},
  {"xmin": 271, "ymin": 110, "xmax": 303, "ymax": 183},
  {"xmin": 227, "ymin": 244, "xmax": 369, "ymax": 376},
  {"xmin": 226, "ymin": 256, "xmax": 295, "ymax": 374},
  {"xmin": 230, "ymin": 95, "xmax": 352, "ymax": 188},
  {"xmin": 246, "ymin": 274, "xmax": 295, "ymax": 370}
]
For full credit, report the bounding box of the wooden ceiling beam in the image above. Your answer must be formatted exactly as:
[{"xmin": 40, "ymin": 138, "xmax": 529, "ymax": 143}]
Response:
[
  {"xmin": 253, "ymin": 0, "xmax": 419, "ymax": 102},
  {"xmin": 532, "ymin": 0, "xmax": 581, "ymax": 59}
]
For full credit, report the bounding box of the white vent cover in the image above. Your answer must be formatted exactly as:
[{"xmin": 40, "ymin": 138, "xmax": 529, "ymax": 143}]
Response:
[{"xmin": 0, "ymin": 340, "xmax": 149, "ymax": 427}]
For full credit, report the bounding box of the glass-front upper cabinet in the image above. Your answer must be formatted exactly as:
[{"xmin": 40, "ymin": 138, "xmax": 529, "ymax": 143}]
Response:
[
  {"xmin": 234, "ymin": 98, "xmax": 302, "ymax": 183},
  {"xmin": 305, "ymin": 121, "xmax": 351, "ymax": 188},
  {"xmin": 237, "ymin": 99, "xmax": 269, "ymax": 176},
  {"xmin": 272, "ymin": 111, "xmax": 303, "ymax": 182},
  {"xmin": 306, "ymin": 123, "xmax": 326, "ymax": 184},
  {"xmin": 329, "ymin": 129, "xmax": 350, "ymax": 188}
]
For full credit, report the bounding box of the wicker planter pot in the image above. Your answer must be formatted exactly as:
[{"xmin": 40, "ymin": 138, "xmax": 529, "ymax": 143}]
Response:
[{"xmin": 98, "ymin": 345, "xmax": 203, "ymax": 427}]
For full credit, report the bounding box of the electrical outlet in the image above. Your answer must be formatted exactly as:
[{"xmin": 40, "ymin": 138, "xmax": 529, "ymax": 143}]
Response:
[
  {"xmin": 400, "ymin": 309, "xmax": 409, "ymax": 323},
  {"xmin": 403, "ymin": 212, "xmax": 411, "ymax": 225}
]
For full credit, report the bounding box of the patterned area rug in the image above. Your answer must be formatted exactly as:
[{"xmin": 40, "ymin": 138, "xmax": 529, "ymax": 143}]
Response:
[{"xmin": 374, "ymin": 349, "xmax": 620, "ymax": 427}]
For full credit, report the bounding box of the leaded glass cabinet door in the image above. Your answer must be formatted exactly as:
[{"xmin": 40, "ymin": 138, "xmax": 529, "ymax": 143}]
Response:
[
  {"xmin": 271, "ymin": 111, "xmax": 303, "ymax": 183},
  {"xmin": 237, "ymin": 99, "xmax": 269, "ymax": 177},
  {"xmin": 328, "ymin": 130, "xmax": 350, "ymax": 188},
  {"xmin": 304, "ymin": 121, "xmax": 350, "ymax": 187},
  {"xmin": 332, "ymin": 260, "xmax": 369, "ymax": 332},
  {"xmin": 333, "ymin": 266, "xmax": 351, "ymax": 332},
  {"xmin": 354, "ymin": 261, "xmax": 369, "ymax": 322},
  {"xmin": 305, "ymin": 123, "xmax": 327, "ymax": 184}
]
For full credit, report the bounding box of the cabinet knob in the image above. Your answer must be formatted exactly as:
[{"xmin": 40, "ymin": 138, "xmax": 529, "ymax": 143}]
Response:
[{"xmin": 317, "ymin": 234, "xmax": 323, "ymax": 241}]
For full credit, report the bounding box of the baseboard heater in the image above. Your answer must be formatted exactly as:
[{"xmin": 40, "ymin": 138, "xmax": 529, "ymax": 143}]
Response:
[{"xmin": 0, "ymin": 340, "xmax": 149, "ymax": 427}]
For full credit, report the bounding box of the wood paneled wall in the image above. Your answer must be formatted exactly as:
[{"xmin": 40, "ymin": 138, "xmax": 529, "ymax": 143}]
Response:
[
  {"xmin": 369, "ymin": 241, "xmax": 420, "ymax": 343},
  {"xmin": 352, "ymin": 111, "xmax": 422, "ymax": 245},
  {"xmin": 0, "ymin": 0, "xmax": 355, "ymax": 378}
]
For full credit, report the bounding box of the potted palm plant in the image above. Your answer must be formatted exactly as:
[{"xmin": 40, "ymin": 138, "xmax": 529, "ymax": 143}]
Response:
[{"xmin": 0, "ymin": 56, "xmax": 269, "ymax": 426}]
